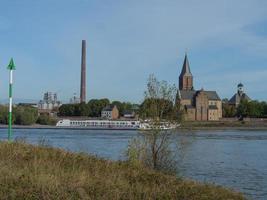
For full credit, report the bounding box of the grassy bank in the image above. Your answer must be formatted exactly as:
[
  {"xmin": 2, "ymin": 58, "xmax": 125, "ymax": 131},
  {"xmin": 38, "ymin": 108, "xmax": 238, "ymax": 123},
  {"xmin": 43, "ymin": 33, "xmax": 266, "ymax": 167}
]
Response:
[{"xmin": 0, "ymin": 142, "xmax": 244, "ymax": 200}]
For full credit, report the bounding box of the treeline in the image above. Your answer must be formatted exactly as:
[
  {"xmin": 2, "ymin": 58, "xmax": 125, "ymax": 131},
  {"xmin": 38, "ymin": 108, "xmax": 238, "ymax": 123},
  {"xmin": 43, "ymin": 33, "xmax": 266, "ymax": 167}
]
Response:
[
  {"xmin": 0, "ymin": 105, "xmax": 56, "ymax": 125},
  {"xmin": 223, "ymin": 99, "xmax": 267, "ymax": 118},
  {"xmin": 58, "ymin": 99, "xmax": 138, "ymax": 117}
]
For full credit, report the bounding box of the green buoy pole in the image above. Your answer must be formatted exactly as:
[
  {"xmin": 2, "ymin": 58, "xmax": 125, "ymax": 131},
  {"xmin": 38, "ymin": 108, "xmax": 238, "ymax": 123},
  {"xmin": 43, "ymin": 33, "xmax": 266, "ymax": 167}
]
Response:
[{"xmin": 7, "ymin": 58, "xmax": 16, "ymax": 142}]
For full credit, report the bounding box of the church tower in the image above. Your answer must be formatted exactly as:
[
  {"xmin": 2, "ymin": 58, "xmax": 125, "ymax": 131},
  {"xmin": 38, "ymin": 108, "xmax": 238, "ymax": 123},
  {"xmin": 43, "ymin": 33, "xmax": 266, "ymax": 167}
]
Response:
[
  {"xmin": 237, "ymin": 83, "xmax": 244, "ymax": 96},
  {"xmin": 179, "ymin": 53, "xmax": 193, "ymax": 90}
]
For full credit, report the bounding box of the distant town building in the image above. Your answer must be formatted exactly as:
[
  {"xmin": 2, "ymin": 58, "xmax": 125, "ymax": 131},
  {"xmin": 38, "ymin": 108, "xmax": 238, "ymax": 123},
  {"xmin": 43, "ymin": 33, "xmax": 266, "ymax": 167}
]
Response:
[
  {"xmin": 177, "ymin": 54, "xmax": 222, "ymax": 121},
  {"xmin": 38, "ymin": 92, "xmax": 62, "ymax": 110},
  {"xmin": 101, "ymin": 105, "xmax": 119, "ymax": 120},
  {"xmin": 228, "ymin": 83, "xmax": 251, "ymax": 107},
  {"xmin": 123, "ymin": 110, "xmax": 136, "ymax": 118}
]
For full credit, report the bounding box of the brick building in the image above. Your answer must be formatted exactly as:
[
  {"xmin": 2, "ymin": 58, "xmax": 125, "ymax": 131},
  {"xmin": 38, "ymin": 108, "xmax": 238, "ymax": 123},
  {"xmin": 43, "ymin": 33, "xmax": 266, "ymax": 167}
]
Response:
[
  {"xmin": 177, "ymin": 54, "xmax": 222, "ymax": 121},
  {"xmin": 101, "ymin": 105, "xmax": 119, "ymax": 120}
]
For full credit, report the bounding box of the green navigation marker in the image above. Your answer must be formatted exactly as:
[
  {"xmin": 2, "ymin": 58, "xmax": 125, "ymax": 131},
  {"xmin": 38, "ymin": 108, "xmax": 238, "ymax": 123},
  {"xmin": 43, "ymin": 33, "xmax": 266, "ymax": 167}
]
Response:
[
  {"xmin": 7, "ymin": 58, "xmax": 16, "ymax": 70},
  {"xmin": 7, "ymin": 58, "xmax": 16, "ymax": 142}
]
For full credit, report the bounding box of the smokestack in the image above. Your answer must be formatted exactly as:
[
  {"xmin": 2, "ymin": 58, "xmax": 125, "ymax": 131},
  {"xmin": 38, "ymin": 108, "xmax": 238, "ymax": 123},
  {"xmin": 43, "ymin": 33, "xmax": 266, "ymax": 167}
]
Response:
[{"xmin": 80, "ymin": 40, "xmax": 86, "ymax": 103}]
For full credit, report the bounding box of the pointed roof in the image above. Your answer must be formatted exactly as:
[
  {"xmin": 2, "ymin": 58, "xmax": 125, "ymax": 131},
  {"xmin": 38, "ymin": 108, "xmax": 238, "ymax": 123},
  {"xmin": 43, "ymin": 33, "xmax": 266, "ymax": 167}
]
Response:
[
  {"xmin": 229, "ymin": 93, "xmax": 251, "ymax": 105},
  {"xmin": 180, "ymin": 53, "xmax": 192, "ymax": 77}
]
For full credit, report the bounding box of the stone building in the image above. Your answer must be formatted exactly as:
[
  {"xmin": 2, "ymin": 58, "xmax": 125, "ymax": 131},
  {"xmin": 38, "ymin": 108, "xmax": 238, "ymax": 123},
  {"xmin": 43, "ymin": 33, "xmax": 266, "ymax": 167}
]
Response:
[
  {"xmin": 228, "ymin": 83, "xmax": 251, "ymax": 107},
  {"xmin": 101, "ymin": 105, "xmax": 119, "ymax": 120},
  {"xmin": 177, "ymin": 54, "xmax": 222, "ymax": 121}
]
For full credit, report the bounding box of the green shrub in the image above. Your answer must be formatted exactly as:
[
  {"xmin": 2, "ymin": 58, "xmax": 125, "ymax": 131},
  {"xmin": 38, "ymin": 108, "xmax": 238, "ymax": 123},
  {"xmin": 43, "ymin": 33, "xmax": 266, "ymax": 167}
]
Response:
[
  {"xmin": 37, "ymin": 115, "xmax": 57, "ymax": 125},
  {"xmin": 0, "ymin": 105, "xmax": 10, "ymax": 124},
  {"xmin": 14, "ymin": 106, "xmax": 38, "ymax": 125}
]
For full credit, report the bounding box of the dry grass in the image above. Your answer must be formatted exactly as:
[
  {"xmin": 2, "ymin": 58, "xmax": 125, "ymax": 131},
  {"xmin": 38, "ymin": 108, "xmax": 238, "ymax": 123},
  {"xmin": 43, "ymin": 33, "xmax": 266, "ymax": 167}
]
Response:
[{"xmin": 0, "ymin": 142, "xmax": 245, "ymax": 200}]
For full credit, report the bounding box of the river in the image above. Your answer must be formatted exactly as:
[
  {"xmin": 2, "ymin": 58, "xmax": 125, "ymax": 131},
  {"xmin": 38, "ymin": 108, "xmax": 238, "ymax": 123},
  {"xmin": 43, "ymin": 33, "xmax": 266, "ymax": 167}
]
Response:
[{"xmin": 0, "ymin": 128, "xmax": 266, "ymax": 200}]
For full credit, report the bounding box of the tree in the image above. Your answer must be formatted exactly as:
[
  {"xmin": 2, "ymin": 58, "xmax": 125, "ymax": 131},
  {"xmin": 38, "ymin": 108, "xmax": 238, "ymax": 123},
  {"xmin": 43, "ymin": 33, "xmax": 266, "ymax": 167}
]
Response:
[
  {"xmin": 236, "ymin": 100, "xmax": 267, "ymax": 119},
  {"xmin": 126, "ymin": 74, "xmax": 178, "ymax": 174},
  {"xmin": 58, "ymin": 103, "xmax": 90, "ymax": 117},
  {"xmin": 111, "ymin": 101, "xmax": 135, "ymax": 116},
  {"xmin": 139, "ymin": 98, "xmax": 175, "ymax": 120},
  {"xmin": 236, "ymin": 99, "xmax": 250, "ymax": 118},
  {"xmin": 222, "ymin": 103, "xmax": 236, "ymax": 117},
  {"xmin": 262, "ymin": 102, "xmax": 267, "ymax": 117},
  {"xmin": 58, "ymin": 104, "xmax": 76, "ymax": 116},
  {"xmin": 88, "ymin": 99, "xmax": 110, "ymax": 117},
  {"xmin": 74, "ymin": 103, "xmax": 90, "ymax": 116},
  {"xmin": 0, "ymin": 105, "xmax": 10, "ymax": 124},
  {"xmin": 14, "ymin": 106, "xmax": 38, "ymax": 125}
]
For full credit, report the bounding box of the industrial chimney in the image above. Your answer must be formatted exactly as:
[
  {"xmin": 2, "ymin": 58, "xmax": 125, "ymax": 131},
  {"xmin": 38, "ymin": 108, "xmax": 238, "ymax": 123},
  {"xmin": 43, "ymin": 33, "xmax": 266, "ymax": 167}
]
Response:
[{"xmin": 80, "ymin": 40, "xmax": 86, "ymax": 103}]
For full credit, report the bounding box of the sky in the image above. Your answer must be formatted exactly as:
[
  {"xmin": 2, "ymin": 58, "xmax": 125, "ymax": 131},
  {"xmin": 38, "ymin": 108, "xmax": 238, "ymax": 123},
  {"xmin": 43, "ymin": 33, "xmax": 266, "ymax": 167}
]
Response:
[{"xmin": 0, "ymin": 0, "xmax": 267, "ymax": 103}]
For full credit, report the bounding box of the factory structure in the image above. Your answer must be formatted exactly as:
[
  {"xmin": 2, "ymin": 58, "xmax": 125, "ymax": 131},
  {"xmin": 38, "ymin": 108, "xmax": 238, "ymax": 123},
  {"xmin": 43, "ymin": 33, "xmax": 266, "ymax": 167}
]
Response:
[
  {"xmin": 38, "ymin": 92, "xmax": 62, "ymax": 114},
  {"xmin": 67, "ymin": 40, "xmax": 87, "ymax": 104},
  {"xmin": 80, "ymin": 40, "xmax": 87, "ymax": 103}
]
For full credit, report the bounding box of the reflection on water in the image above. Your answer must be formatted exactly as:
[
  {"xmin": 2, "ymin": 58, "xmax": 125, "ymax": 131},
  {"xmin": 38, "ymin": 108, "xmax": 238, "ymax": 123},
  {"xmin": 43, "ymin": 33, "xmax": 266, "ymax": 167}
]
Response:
[{"xmin": 0, "ymin": 128, "xmax": 267, "ymax": 199}]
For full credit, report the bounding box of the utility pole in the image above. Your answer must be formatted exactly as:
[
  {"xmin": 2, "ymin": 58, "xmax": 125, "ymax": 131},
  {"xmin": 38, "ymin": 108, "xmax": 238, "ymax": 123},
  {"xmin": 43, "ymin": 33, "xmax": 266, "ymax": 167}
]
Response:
[{"xmin": 7, "ymin": 58, "xmax": 16, "ymax": 142}]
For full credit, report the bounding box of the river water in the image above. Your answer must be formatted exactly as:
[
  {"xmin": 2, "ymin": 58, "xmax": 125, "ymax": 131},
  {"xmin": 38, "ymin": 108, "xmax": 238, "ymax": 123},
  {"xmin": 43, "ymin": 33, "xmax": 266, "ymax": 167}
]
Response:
[{"xmin": 0, "ymin": 128, "xmax": 266, "ymax": 200}]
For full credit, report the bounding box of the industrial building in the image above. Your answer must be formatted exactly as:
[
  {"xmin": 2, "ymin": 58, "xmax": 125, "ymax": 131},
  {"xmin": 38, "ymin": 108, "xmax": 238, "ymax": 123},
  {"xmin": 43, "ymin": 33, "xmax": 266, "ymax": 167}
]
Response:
[{"xmin": 38, "ymin": 92, "xmax": 61, "ymax": 110}]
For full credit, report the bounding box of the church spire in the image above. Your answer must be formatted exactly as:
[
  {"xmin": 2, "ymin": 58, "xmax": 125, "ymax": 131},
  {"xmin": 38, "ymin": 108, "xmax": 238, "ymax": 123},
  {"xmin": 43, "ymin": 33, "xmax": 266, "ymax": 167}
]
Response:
[
  {"xmin": 179, "ymin": 53, "xmax": 193, "ymax": 90},
  {"xmin": 180, "ymin": 53, "xmax": 192, "ymax": 77}
]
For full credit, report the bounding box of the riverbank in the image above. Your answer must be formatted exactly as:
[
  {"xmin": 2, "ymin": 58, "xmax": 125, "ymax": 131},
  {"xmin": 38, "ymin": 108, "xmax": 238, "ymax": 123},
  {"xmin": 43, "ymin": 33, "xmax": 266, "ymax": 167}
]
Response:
[
  {"xmin": 0, "ymin": 142, "xmax": 244, "ymax": 199},
  {"xmin": 179, "ymin": 120, "xmax": 267, "ymax": 130}
]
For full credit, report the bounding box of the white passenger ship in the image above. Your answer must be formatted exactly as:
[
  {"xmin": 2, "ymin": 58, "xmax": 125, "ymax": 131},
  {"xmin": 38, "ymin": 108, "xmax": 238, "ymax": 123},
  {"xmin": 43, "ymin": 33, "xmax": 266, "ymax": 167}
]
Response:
[
  {"xmin": 56, "ymin": 119, "xmax": 179, "ymax": 130},
  {"xmin": 56, "ymin": 119, "xmax": 141, "ymax": 130}
]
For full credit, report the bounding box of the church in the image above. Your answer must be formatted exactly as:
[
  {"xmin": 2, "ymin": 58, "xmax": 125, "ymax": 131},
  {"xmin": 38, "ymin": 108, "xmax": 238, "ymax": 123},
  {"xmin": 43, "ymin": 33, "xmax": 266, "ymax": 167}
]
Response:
[
  {"xmin": 177, "ymin": 54, "xmax": 222, "ymax": 121},
  {"xmin": 228, "ymin": 83, "xmax": 251, "ymax": 107}
]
